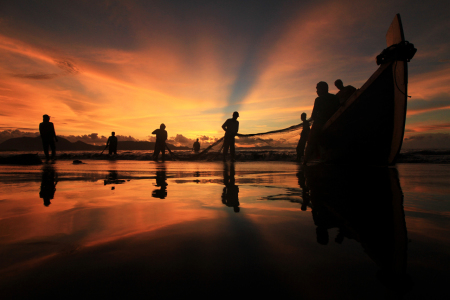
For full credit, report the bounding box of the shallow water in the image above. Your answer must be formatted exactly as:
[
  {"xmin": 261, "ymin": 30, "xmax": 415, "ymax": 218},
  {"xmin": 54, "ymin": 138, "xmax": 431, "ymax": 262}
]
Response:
[{"xmin": 0, "ymin": 161, "xmax": 449, "ymax": 299}]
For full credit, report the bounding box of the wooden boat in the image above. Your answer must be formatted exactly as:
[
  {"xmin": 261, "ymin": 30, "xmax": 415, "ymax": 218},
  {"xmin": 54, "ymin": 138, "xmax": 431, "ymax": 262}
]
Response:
[{"xmin": 320, "ymin": 14, "xmax": 416, "ymax": 166}]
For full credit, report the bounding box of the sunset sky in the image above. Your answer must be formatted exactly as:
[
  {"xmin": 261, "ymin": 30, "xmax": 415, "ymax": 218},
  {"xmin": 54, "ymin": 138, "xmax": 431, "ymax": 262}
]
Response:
[{"xmin": 1, "ymin": 0, "xmax": 449, "ymax": 148}]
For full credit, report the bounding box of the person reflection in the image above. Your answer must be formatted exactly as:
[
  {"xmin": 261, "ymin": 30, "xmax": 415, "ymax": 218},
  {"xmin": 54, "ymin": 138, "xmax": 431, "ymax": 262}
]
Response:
[
  {"xmin": 105, "ymin": 170, "xmax": 118, "ymax": 184},
  {"xmin": 39, "ymin": 165, "xmax": 57, "ymax": 206},
  {"xmin": 296, "ymin": 165, "xmax": 310, "ymax": 211},
  {"xmin": 305, "ymin": 165, "xmax": 412, "ymax": 293},
  {"xmin": 311, "ymin": 199, "xmax": 340, "ymax": 245},
  {"xmin": 104, "ymin": 170, "xmax": 125, "ymax": 187},
  {"xmin": 152, "ymin": 165, "xmax": 167, "ymax": 199},
  {"xmin": 222, "ymin": 162, "xmax": 240, "ymax": 212}
]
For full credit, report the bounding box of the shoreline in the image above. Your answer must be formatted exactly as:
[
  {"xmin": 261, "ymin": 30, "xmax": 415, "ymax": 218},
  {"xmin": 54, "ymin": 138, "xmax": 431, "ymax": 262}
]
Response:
[{"xmin": 1, "ymin": 149, "xmax": 450, "ymax": 164}]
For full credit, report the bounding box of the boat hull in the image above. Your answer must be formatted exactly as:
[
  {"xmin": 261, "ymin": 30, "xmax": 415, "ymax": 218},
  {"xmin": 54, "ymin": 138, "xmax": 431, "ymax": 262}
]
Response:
[{"xmin": 320, "ymin": 14, "xmax": 408, "ymax": 166}]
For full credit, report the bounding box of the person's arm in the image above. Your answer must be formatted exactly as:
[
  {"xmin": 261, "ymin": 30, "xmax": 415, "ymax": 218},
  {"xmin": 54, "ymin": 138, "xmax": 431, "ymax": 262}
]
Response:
[
  {"xmin": 152, "ymin": 129, "xmax": 157, "ymax": 134},
  {"xmin": 164, "ymin": 131, "xmax": 167, "ymax": 141},
  {"xmin": 235, "ymin": 121, "xmax": 239, "ymax": 136},
  {"xmin": 222, "ymin": 120, "xmax": 228, "ymax": 132},
  {"xmin": 310, "ymin": 99, "xmax": 318, "ymax": 121},
  {"xmin": 39, "ymin": 123, "xmax": 42, "ymax": 136},
  {"xmin": 52, "ymin": 123, "xmax": 58, "ymax": 142},
  {"xmin": 106, "ymin": 137, "xmax": 111, "ymax": 146}
]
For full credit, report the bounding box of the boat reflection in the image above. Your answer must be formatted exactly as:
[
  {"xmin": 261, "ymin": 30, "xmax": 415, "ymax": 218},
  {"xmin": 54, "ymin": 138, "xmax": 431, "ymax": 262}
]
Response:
[
  {"xmin": 303, "ymin": 164, "xmax": 412, "ymax": 293},
  {"xmin": 152, "ymin": 165, "xmax": 167, "ymax": 199},
  {"xmin": 39, "ymin": 165, "xmax": 58, "ymax": 206},
  {"xmin": 222, "ymin": 162, "xmax": 240, "ymax": 212}
]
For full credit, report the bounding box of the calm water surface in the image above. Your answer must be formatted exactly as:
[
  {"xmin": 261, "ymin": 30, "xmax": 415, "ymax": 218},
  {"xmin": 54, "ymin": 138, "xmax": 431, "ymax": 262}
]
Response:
[{"xmin": 0, "ymin": 161, "xmax": 449, "ymax": 299}]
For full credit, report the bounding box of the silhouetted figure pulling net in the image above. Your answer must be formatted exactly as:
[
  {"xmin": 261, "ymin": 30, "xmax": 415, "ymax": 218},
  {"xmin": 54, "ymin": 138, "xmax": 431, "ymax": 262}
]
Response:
[{"xmin": 193, "ymin": 122, "xmax": 304, "ymax": 161}]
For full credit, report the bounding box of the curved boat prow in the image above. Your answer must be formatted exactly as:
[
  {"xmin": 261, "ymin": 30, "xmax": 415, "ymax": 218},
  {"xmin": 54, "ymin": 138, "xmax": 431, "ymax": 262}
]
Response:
[
  {"xmin": 387, "ymin": 14, "xmax": 408, "ymax": 164},
  {"xmin": 386, "ymin": 14, "xmax": 405, "ymax": 47},
  {"xmin": 320, "ymin": 14, "xmax": 416, "ymax": 166}
]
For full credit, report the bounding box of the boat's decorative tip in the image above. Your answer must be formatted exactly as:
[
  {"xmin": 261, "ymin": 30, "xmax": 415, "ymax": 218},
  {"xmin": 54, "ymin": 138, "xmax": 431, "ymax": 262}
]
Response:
[{"xmin": 376, "ymin": 41, "xmax": 417, "ymax": 65}]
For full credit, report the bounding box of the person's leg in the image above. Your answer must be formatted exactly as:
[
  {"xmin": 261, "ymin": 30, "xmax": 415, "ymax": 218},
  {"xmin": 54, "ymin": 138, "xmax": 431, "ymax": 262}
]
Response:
[
  {"xmin": 42, "ymin": 140, "xmax": 50, "ymax": 160},
  {"xmin": 297, "ymin": 138, "xmax": 306, "ymax": 161},
  {"xmin": 230, "ymin": 137, "xmax": 235, "ymax": 161},
  {"xmin": 49, "ymin": 140, "xmax": 56, "ymax": 159},
  {"xmin": 153, "ymin": 144, "xmax": 160, "ymax": 160},
  {"xmin": 223, "ymin": 139, "xmax": 230, "ymax": 161},
  {"xmin": 161, "ymin": 144, "xmax": 165, "ymax": 161},
  {"xmin": 304, "ymin": 124, "xmax": 321, "ymax": 163}
]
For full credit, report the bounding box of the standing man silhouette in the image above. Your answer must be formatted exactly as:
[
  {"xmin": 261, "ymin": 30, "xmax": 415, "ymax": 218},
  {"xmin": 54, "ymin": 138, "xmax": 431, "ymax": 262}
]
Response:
[
  {"xmin": 106, "ymin": 132, "xmax": 118, "ymax": 156},
  {"xmin": 152, "ymin": 124, "xmax": 168, "ymax": 161},
  {"xmin": 304, "ymin": 82, "xmax": 339, "ymax": 164},
  {"xmin": 39, "ymin": 114, "xmax": 58, "ymax": 161},
  {"xmin": 335, "ymin": 79, "xmax": 356, "ymax": 105},
  {"xmin": 296, "ymin": 113, "xmax": 310, "ymax": 162},
  {"xmin": 222, "ymin": 111, "xmax": 239, "ymax": 162},
  {"xmin": 193, "ymin": 138, "xmax": 200, "ymax": 153}
]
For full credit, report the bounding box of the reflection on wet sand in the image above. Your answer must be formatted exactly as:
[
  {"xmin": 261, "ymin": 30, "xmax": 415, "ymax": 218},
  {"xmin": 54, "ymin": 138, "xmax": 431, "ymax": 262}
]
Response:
[
  {"xmin": 104, "ymin": 170, "xmax": 126, "ymax": 186},
  {"xmin": 297, "ymin": 167, "xmax": 310, "ymax": 211},
  {"xmin": 222, "ymin": 162, "xmax": 240, "ymax": 212},
  {"xmin": 2, "ymin": 161, "xmax": 447, "ymax": 298},
  {"xmin": 152, "ymin": 165, "xmax": 167, "ymax": 199},
  {"xmin": 39, "ymin": 165, "xmax": 57, "ymax": 206},
  {"xmin": 304, "ymin": 164, "xmax": 412, "ymax": 294}
]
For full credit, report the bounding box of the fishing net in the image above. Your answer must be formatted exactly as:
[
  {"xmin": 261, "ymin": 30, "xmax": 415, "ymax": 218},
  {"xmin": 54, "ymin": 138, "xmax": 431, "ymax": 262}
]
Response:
[{"xmin": 169, "ymin": 122, "xmax": 305, "ymax": 161}]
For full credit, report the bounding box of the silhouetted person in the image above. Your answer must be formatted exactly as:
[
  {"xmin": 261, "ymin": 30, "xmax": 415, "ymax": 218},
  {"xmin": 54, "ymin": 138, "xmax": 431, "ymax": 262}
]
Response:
[
  {"xmin": 296, "ymin": 113, "xmax": 310, "ymax": 162},
  {"xmin": 222, "ymin": 111, "xmax": 239, "ymax": 162},
  {"xmin": 335, "ymin": 79, "xmax": 356, "ymax": 105},
  {"xmin": 40, "ymin": 165, "xmax": 57, "ymax": 206},
  {"xmin": 304, "ymin": 82, "xmax": 339, "ymax": 163},
  {"xmin": 193, "ymin": 138, "xmax": 200, "ymax": 153},
  {"xmin": 310, "ymin": 192, "xmax": 341, "ymax": 245},
  {"xmin": 152, "ymin": 166, "xmax": 167, "ymax": 199},
  {"xmin": 106, "ymin": 132, "xmax": 118, "ymax": 155},
  {"xmin": 222, "ymin": 162, "xmax": 239, "ymax": 212},
  {"xmin": 152, "ymin": 124, "xmax": 168, "ymax": 161},
  {"xmin": 39, "ymin": 114, "xmax": 58, "ymax": 161}
]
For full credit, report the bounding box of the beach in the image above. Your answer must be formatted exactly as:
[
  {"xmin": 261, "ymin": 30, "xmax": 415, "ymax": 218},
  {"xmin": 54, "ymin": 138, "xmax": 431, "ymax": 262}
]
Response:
[{"xmin": 0, "ymin": 160, "xmax": 449, "ymax": 299}]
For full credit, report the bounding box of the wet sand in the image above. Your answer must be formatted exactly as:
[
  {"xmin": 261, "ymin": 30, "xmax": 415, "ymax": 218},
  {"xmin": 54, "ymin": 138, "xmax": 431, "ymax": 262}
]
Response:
[{"xmin": 0, "ymin": 161, "xmax": 449, "ymax": 299}]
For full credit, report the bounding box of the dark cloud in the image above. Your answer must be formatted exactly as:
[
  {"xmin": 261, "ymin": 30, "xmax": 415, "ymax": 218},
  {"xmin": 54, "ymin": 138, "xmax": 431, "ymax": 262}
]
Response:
[
  {"xmin": 408, "ymin": 95, "xmax": 450, "ymax": 113},
  {"xmin": 166, "ymin": 134, "xmax": 217, "ymax": 147},
  {"xmin": 55, "ymin": 59, "xmax": 79, "ymax": 74},
  {"xmin": 0, "ymin": 129, "xmax": 39, "ymax": 143},
  {"xmin": 64, "ymin": 133, "xmax": 141, "ymax": 145},
  {"xmin": 415, "ymin": 123, "xmax": 450, "ymax": 132},
  {"xmin": 11, "ymin": 73, "xmax": 58, "ymax": 80},
  {"xmin": 0, "ymin": 0, "xmax": 136, "ymax": 50},
  {"xmin": 167, "ymin": 134, "xmax": 196, "ymax": 147},
  {"xmin": 403, "ymin": 133, "xmax": 450, "ymax": 149},
  {"xmin": 10, "ymin": 59, "xmax": 79, "ymax": 81}
]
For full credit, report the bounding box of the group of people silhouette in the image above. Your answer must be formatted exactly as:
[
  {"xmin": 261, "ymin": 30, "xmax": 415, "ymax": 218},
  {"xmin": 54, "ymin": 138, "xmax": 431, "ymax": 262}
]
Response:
[{"xmin": 39, "ymin": 80, "xmax": 354, "ymax": 162}]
